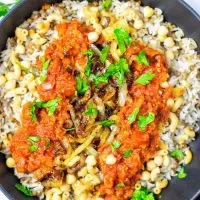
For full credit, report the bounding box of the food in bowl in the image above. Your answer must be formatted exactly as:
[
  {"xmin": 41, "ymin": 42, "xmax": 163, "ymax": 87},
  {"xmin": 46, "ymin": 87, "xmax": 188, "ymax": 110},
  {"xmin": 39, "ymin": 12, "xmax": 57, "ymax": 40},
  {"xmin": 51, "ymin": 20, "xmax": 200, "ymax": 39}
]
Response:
[{"xmin": 0, "ymin": 0, "xmax": 199, "ymax": 199}]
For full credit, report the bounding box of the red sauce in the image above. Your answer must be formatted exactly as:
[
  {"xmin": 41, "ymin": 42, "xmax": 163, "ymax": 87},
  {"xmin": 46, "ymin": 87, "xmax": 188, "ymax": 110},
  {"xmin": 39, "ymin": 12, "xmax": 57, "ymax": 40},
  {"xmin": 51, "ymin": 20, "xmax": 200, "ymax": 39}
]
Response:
[
  {"xmin": 98, "ymin": 42, "xmax": 172, "ymax": 200},
  {"xmin": 10, "ymin": 20, "xmax": 91, "ymax": 173}
]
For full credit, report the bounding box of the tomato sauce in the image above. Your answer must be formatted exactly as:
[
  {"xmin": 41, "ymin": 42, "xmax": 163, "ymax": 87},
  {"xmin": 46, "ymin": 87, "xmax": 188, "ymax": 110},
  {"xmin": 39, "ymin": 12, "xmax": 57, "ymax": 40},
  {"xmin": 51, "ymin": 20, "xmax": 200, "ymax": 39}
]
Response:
[
  {"xmin": 98, "ymin": 42, "xmax": 172, "ymax": 200},
  {"xmin": 10, "ymin": 20, "xmax": 91, "ymax": 173}
]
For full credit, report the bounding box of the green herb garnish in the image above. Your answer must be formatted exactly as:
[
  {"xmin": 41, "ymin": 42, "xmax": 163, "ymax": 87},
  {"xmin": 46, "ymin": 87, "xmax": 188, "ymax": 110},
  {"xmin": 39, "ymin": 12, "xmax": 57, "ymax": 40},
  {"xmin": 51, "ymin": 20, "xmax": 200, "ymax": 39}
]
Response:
[
  {"xmin": 128, "ymin": 107, "xmax": 140, "ymax": 124},
  {"xmin": 45, "ymin": 138, "xmax": 51, "ymax": 148},
  {"xmin": 134, "ymin": 72, "xmax": 155, "ymax": 85},
  {"xmin": 114, "ymin": 28, "xmax": 132, "ymax": 54},
  {"xmin": 100, "ymin": 46, "xmax": 109, "ymax": 63},
  {"xmin": 39, "ymin": 58, "xmax": 51, "ymax": 82},
  {"xmin": 116, "ymin": 182, "xmax": 125, "ymax": 188},
  {"xmin": 131, "ymin": 187, "xmax": 155, "ymax": 200},
  {"xmin": 101, "ymin": 0, "xmax": 112, "ymax": 10},
  {"xmin": 28, "ymin": 136, "xmax": 41, "ymax": 143},
  {"xmin": 84, "ymin": 103, "xmax": 98, "ymax": 116},
  {"xmin": 29, "ymin": 103, "xmax": 37, "ymax": 122},
  {"xmin": 170, "ymin": 149, "xmax": 185, "ymax": 159},
  {"xmin": 123, "ymin": 149, "xmax": 132, "ymax": 158},
  {"xmin": 100, "ymin": 120, "xmax": 115, "ymax": 127},
  {"xmin": 136, "ymin": 50, "xmax": 150, "ymax": 66},
  {"xmin": 65, "ymin": 127, "xmax": 75, "ymax": 132},
  {"xmin": 138, "ymin": 112, "xmax": 155, "ymax": 130},
  {"xmin": 15, "ymin": 183, "xmax": 33, "ymax": 197},
  {"xmin": 29, "ymin": 144, "xmax": 38, "ymax": 152},
  {"xmin": 76, "ymin": 76, "xmax": 88, "ymax": 95},
  {"xmin": 111, "ymin": 140, "xmax": 121, "ymax": 151},
  {"xmin": 93, "ymin": 58, "xmax": 130, "ymax": 86},
  {"xmin": 36, "ymin": 97, "xmax": 61, "ymax": 116},
  {"xmin": 177, "ymin": 167, "xmax": 187, "ymax": 179},
  {"xmin": 83, "ymin": 49, "xmax": 94, "ymax": 77}
]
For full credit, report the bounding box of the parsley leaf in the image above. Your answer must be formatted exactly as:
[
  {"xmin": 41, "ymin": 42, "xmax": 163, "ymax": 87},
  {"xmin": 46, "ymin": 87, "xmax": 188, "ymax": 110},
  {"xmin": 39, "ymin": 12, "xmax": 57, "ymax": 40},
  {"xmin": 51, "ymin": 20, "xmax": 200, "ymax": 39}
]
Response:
[
  {"xmin": 45, "ymin": 138, "xmax": 51, "ymax": 148},
  {"xmin": 100, "ymin": 46, "xmax": 109, "ymax": 63},
  {"xmin": 93, "ymin": 58, "xmax": 130, "ymax": 86},
  {"xmin": 101, "ymin": 0, "xmax": 112, "ymax": 10},
  {"xmin": 39, "ymin": 58, "xmax": 51, "ymax": 82},
  {"xmin": 39, "ymin": 97, "xmax": 61, "ymax": 116},
  {"xmin": 100, "ymin": 120, "xmax": 115, "ymax": 127},
  {"xmin": 131, "ymin": 187, "xmax": 155, "ymax": 200},
  {"xmin": 29, "ymin": 103, "xmax": 37, "ymax": 122},
  {"xmin": 134, "ymin": 72, "xmax": 155, "ymax": 85},
  {"xmin": 65, "ymin": 127, "xmax": 75, "ymax": 132},
  {"xmin": 114, "ymin": 28, "xmax": 132, "ymax": 54},
  {"xmin": 128, "ymin": 107, "xmax": 140, "ymax": 124},
  {"xmin": 136, "ymin": 50, "xmax": 150, "ymax": 66},
  {"xmin": 84, "ymin": 103, "xmax": 98, "ymax": 116},
  {"xmin": 116, "ymin": 182, "xmax": 125, "ymax": 188},
  {"xmin": 138, "ymin": 112, "xmax": 155, "ymax": 130},
  {"xmin": 28, "ymin": 136, "xmax": 41, "ymax": 143},
  {"xmin": 123, "ymin": 149, "xmax": 132, "ymax": 157},
  {"xmin": 177, "ymin": 167, "xmax": 187, "ymax": 179},
  {"xmin": 76, "ymin": 76, "xmax": 88, "ymax": 95},
  {"xmin": 83, "ymin": 49, "xmax": 94, "ymax": 77},
  {"xmin": 15, "ymin": 183, "xmax": 33, "ymax": 197},
  {"xmin": 29, "ymin": 98, "xmax": 61, "ymax": 120},
  {"xmin": 169, "ymin": 149, "xmax": 185, "ymax": 159},
  {"xmin": 0, "ymin": 2, "xmax": 11, "ymax": 17},
  {"xmin": 29, "ymin": 144, "xmax": 38, "ymax": 152},
  {"xmin": 111, "ymin": 140, "xmax": 121, "ymax": 151}
]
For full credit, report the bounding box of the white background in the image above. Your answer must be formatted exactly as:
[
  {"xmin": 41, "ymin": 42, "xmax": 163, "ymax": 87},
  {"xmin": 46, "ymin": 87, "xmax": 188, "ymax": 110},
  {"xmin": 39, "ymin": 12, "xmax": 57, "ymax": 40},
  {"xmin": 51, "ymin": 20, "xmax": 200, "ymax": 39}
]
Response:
[{"xmin": 0, "ymin": 0, "xmax": 199, "ymax": 200}]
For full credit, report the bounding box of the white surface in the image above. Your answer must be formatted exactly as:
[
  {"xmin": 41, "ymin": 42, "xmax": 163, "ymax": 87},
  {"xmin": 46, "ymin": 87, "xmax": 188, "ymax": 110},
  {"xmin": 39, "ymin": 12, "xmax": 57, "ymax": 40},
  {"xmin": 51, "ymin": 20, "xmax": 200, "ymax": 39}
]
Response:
[{"xmin": 0, "ymin": 0, "xmax": 199, "ymax": 200}]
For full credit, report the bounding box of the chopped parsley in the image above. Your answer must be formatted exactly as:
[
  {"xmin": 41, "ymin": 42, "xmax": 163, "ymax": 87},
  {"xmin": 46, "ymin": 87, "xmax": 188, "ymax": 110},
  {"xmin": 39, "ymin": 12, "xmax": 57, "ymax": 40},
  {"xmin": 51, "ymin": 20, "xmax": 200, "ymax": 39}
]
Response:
[
  {"xmin": 111, "ymin": 140, "xmax": 121, "ymax": 151},
  {"xmin": 116, "ymin": 182, "xmax": 125, "ymax": 188},
  {"xmin": 29, "ymin": 103, "xmax": 37, "ymax": 122},
  {"xmin": 29, "ymin": 144, "xmax": 38, "ymax": 152},
  {"xmin": 0, "ymin": 1, "xmax": 21, "ymax": 17},
  {"xmin": 136, "ymin": 50, "xmax": 150, "ymax": 66},
  {"xmin": 65, "ymin": 127, "xmax": 75, "ymax": 132},
  {"xmin": 128, "ymin": 107, "xmax": 140, "ymax": 124},
  {"xmin": 99, "ymin": 120, "xmax": 115, "ymax": 127},
  {"xmin": 29, "ymin": 98, "xmax": 62, "ymax": 121},
  {"xmin": 131, "ymin": 187, "xmax": 155, "ymax": 200},
  {"xmin": 114, "ymin": 28, "xmax": 133, "ymax": 54},
  {"xmin": 84, "ymin": 103, "xmax": 98, "ymax": 116},
  {"xmin": 138, "ymin": 112, "xmax": 155, "ymax": 130},
  {"xmin": 100, "ymin": 46, "xmax": 109, "ymax": 63},
  {"xmin": 123, "ymin": 149, "xmax": 132, "ymax": 158},
  {"xmin": 76, "ymin": 76, "xmax": 88, "ymax": 95},
  {"xmin": 101, "ymin": 0, "xmax": 112, "ymax": 10},
  {"xmin": 177, "ymin": 167, "xmax": 187, "ymax": 179},
  {"xmin": 15, "ymin": 183, "xmax": 33, "ymax": 197},
  {"xmin": 134, "ymin": 72, "xmax": 155, "ymax": 85},
  {"xmin": 36, "ymin": 98, "xmax": 61, "ymax": 116},
  {"xmin": 39, "ymin": 57, "xmax": 51, "ymax": 82},
  {"xmin": 28, "ymin": 136, "xmax": 41, "ymax": 143},
  {"xmin": 45, "ymin": 138, "xmax": 51, "ymax": 148},
  {"xmin": 169, "ymin": 149, "xmax": 185, "ymax": 159},
  {"xmin": 83, "ymin": 49, "xmax": 94, "ymax": 77},
  {"xmin": 93, "ymin": 58, "xmax": 130, "ymax": 86}
]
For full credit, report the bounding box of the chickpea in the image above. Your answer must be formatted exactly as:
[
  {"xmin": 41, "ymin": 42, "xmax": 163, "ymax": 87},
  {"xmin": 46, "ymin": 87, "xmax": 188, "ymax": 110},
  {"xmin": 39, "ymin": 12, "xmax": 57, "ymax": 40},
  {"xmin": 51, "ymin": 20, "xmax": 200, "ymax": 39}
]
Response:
[
  {"xmin": 143, "ymin": 6, "xmax": 154, "ymax": 18},
  {"xmin": 165, "ymin": 50, "xmax": 174, "ymax": 60},
  {"xmin": 141, "ymin": 171, "xmax": 151, "ymax": 181},
  {"xmin": 164, "ymin": 37, "xmax": 175, "ymax": 48},
  {"xmin": 146, "ymin": 160, "xmax": 156, "ymax": 171},
  {"xmin": 158, "ymin": 26, "xmax": 169, "ymax": 36},
  {"xmin": 106, "ymin": 154, "xmax": 117, "ymax": 165},
  {"xmin": 6, "ymin": 157, "xmax": 15, "ymax": 168},
  {"xmin": 88, "ymin": 31, "xmax": 99, "ymax": 43},
  {"xmin": 134, "ymin": 19, "xmax": 144, "ymax": 29},
  {"xmin": 154, "ymin": 155, "xmax": 163, "ymax": 167},
  {"xmin": 85, "ymin": 155, "xmax": 97, "ymax": 166}
]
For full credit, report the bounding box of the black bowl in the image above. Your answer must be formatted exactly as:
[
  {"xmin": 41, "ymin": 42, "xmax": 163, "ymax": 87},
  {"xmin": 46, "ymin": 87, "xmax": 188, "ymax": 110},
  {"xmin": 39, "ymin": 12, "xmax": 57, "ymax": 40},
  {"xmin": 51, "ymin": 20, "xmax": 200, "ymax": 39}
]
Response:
[{"xmin": 0, "ymin": 0, "xmax": 200, "ymax": 200}]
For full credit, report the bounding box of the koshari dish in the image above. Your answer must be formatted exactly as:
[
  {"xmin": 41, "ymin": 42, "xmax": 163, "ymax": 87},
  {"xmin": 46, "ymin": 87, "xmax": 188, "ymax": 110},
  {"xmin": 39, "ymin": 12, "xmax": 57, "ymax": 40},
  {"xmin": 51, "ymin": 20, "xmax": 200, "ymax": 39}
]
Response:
[{"xmin": 0, "ymin": 1, "xmax": 199, "ymax": 200}]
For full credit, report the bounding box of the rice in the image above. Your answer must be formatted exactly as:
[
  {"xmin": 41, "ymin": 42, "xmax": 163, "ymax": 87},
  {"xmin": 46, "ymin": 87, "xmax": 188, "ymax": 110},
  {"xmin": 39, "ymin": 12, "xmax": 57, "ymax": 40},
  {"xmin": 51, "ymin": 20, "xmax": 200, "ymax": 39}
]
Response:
[{"xmin": 0, "ymin": 0, "xmax": 199, "ymax": 199}]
